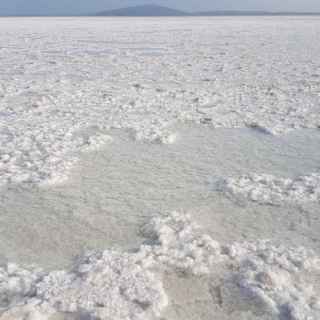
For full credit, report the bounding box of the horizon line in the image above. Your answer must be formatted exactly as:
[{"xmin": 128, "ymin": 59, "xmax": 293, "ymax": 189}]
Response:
[{"xmin": 1, "ymin": 12, "xmax": 320, "ymax": 17}]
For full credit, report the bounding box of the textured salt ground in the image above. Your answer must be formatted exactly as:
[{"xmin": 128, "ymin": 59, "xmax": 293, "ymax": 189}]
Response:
[
  {"xmin": 1, "ymin": 16, "xmax": 320, "ymax": 320},
  {"xmin": 1, "ymin": 17, "xmax": 320, "ymax": 187},
  {"xmin": 1, "ymin": 125, "xmax": 320, "ymax": 270}
]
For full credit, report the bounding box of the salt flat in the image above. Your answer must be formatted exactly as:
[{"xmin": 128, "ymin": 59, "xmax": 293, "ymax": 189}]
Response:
[{"xmin": 1, "ymin": 17, "xmax": 320, "ymax": 320}]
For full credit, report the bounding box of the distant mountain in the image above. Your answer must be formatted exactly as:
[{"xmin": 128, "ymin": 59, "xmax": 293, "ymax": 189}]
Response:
[{"xmin": 96, "ymin": 5, "xmax": 189, "ymax": 17}]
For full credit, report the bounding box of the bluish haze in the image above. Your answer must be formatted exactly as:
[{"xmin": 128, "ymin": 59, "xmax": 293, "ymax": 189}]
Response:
[{"xmin": 1, "ymin": 0, "xmax": 320, "ymax": 16}]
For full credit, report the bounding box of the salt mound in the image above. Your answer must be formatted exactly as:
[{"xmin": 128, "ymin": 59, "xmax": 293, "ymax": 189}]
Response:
[
  {"xmin": 132, "ymin": 128, "xmax": 177, "ymax": 145},
  {"xmin": 221, "ymin": 173, "xmax": 320, "ymax": 205},
  {"xmin": 0, "ymin": 251, "xmax": 167, "ymax": 320},
  {"xmin": 230, "ymin": 241, "xmax": 320, "ymax": 319},
  {"xmin": 138, "ymin": 212, "xmax": 225, "ymax": 275},
  {"xmin": 0, "ymin": 263, "xmax": 44, "ymax": 310}
]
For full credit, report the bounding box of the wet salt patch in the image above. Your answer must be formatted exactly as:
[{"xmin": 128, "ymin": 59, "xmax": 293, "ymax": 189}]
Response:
[
  {"xmin": 1, "ymin": 212, "xmax": 320, "ymax": 320},
  {"xmin": 1, "ymin": 125, "xmax": 320, "ymax": 269},
  {"xmin": 221, "ymin": 173, "xmax": 320, "ymax": 205}
]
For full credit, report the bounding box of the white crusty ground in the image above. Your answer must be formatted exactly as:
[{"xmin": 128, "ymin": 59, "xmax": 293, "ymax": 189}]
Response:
[
  {"xmin": 1, "ymin": 212, "xmax": 319, "ymax": 320},
  {"xmin": 221, "ymin": 173, "xmax": 320, "ymax": 205},
  {"xmin": 1, "ymin": 17, "xmax": 320, "ymax": 186},
  {"xmin": 229, "ymin": 241, "xmax": 320, "ymax": 319},
  {"xmin": 0, "ymin": 251, "xmax": 168, "ymax": 320},
  {"xmin": 138, "ymin": 212, "xmax": 226, "ymax": 275}
]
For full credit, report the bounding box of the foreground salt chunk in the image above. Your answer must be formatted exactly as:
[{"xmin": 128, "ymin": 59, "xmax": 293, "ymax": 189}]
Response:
[
  {"xmin": 138, "ymin": 211, "xmax": 225, "ymax": 275},
  {"xmin": 0, "ymin": 263, "xmax": 44, "ymax": 310},
  {"xmin": 0, "ymin": 251, "xmax": 167, "ymax": 320},
  {"xmin": 232, "ymin": 241, "xmax": 320, "ymax": 319}
]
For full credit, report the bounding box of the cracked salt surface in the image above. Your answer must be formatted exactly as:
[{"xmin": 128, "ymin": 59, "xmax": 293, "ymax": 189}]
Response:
[{"xmin": 1, "ymin": 16, "xmax": 320, "ymax": 320}]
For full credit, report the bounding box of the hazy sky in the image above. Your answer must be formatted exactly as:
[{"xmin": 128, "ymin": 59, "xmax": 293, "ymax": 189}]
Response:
[{"xmin": 1, "ymin": 0, "xmax": 320, "ymax": 16}]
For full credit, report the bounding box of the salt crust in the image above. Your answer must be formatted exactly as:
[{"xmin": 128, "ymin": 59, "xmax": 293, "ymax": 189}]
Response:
[
  {"xmin": 222, "ymin": 173, "xmax": 320, "ymax": 205},
  {"xmin": 1, "ymin": 212, "xmax": 319, "ymax": 320},
  {"xmin": 1, "ymin": 18, "xmax": 320, "ymax": 186},
  {"xmin": 0, "ymin": 252, "xmax": 167, "ymax": 320}
]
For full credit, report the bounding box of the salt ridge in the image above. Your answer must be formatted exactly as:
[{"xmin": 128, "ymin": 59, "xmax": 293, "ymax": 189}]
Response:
[{"xmin": 222, "ymin": 173, "xmax": 320, "ymax": 205}]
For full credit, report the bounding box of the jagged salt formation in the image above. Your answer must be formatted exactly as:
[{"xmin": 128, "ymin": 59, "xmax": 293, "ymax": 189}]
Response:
[
  {"xmin": 230, "ymin": 241, "xmax": 320, "ymax": 319},
  {"xmin": 1, "ymin": 212, "xmax": 320, "ymax": 320},
  {"xmin": 221, "ymin": 173, "xmax": 320, "ymax": 205},
  {"xmin": 0, "ymin": 251, "xmax": 167, "ymax": 320},
  {"xmin": 138, "ymin": 212, "xmax": 226, "ymax": 275},
  {"xmin": 0, "ymin": 263, "xmax": 44, "ymax": 312},
  {"xmin": 141, "ymin": 213, "xmax": 320, "ymax": 319}
]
